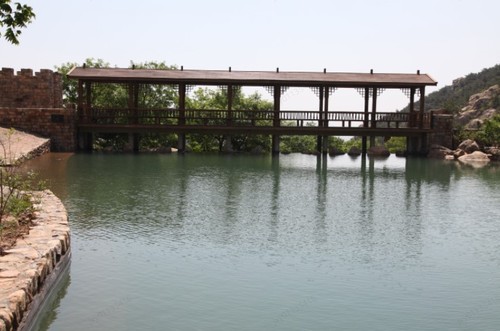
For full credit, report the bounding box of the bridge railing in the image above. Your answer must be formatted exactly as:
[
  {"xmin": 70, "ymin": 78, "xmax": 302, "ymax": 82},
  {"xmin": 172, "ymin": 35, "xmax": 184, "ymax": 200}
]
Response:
[{"xmin": 83, "ymin": 108, "xmax": 431, "ymax": 129}]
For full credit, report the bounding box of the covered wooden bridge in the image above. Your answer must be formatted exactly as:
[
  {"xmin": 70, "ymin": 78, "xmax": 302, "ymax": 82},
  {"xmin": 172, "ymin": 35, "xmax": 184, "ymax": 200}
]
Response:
[{"xmin": 68, "ymin": 66, "xmax": 438, "ymax": 154}]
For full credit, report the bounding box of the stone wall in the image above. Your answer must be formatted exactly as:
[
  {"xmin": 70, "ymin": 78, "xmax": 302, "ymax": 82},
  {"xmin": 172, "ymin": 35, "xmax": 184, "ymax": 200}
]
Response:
[
  {"xmin": 0, "ymin": 190, "xmax": 70, "ymax": 331},
  {"xmin": 0, "ymin": 68, "xmax": 62, "ymax": 109},
  {"xmin": 0, "ymin": 68, "xmax": 75, "ymax": 151},
  {"xmin": 0, "ymin": 108, "xmax": 76, "ymax": 152},
  {"xmin": 428, "ymin": 113, "xmax": 454, "ymax": 149}
]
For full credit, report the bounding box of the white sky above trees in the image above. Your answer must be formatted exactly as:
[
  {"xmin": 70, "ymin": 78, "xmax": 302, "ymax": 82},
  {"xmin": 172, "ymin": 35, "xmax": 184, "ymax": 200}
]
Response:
[{"xmin": 2, "ymin": 0, "xmax": 499, "ymax": 111}]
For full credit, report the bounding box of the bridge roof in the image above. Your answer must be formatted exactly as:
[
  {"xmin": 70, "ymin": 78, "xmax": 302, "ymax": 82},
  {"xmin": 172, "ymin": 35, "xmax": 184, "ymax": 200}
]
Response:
[{"xmin": 67, "ymin": 67, "xmax": 437, "ymax": 88}]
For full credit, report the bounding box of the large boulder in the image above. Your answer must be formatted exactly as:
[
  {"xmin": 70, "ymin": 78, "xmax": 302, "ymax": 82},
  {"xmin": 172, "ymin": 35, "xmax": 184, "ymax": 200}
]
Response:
[
  {"xmin": 427, "ymin": 144, "xmax": 453, "ymax": 159},
  {"xmin": 367, "ymin": 146, "xmax": 390, "ymax": 157},
  {"xmin": 458, "ymin": 151, "xmax": 491, "ymax": 165},
  {"xmin": 453, "ymin": 148, "xmax": 466, "ymax": 159},
  {"xmin": 485, "ymin": 147, "xmax": 500, "ymax": 161},
  {"xmin": 457, "ymin": 139, "xmax": 480, "ymax": 153}
]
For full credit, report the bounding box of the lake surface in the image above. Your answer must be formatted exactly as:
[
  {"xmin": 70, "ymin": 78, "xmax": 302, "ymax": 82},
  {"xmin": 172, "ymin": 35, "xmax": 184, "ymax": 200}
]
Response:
[{"xmin": 25, "ymin": 153, "xmax": 500, "ymax": 331}]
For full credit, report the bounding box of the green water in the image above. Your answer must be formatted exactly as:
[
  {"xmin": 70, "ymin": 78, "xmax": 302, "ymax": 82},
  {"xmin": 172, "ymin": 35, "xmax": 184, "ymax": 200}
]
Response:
[{"xmin": 25, "ymin": 153, "xmax": 500, "ymax": 331}]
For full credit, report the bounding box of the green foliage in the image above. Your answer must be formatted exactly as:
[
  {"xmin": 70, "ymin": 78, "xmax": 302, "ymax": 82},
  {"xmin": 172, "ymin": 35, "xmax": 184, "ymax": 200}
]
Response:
[
  {"xmin": 385, "ymin": 137, "xmax": 407, "ymax": 153},
  {"xmin": 328, "ymin": 136, "xmax": 347, "ymax": 152},
  {"xmin": 280, "ymin": 135, "xmax": 316, "ymax": 154},
  {"xmin": 6, "ymin": 193, "xmax": 32, "ymax": 217},
  {"xmin": 475, "ymin": 114, "xmax": 500, "ymax": 146},
  {"xmin": 139, "ymin": 133, "xmax": 178, "ymax": 151},
  {"xmin": 0, "ymin": 162, "xmax": 42, "ymax": 224},
  {"xmin": 344, "ymin": 137, "xmax": 362, "ymax": 151},
  {"xmin": 452, "ymin": 125, "xmax": 472, "ymax": 144},
  {"xmin": 187, "ymin": 134, "xmax": 220, "ymax": 152},
  {"xmin": 453, "ymin": 115, "xmax": 500, "ymax": 147},
  {"xmin": 0, "ymin": 0, "xmax": 35, "ymax": 44},
  {"xmin": 56, "ymin": 58, "xmax": 112, "ymax": 105},
  {"xmin": 130, "ymin": 61, "xmax": 178, "ymax": 110},
  {"xmin": 93, "ymin": 134, "xmax": 127, "ymax": 152},
  {"xmin": 186, "ymin": 87, "xmax": 273, "ymax": 152}
]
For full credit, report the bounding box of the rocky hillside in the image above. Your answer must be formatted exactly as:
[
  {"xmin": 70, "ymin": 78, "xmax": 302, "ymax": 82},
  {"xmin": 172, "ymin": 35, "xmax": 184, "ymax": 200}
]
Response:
[
  {"xmin": 454, "ymin": 84, "xmax": 500, "ymax": 129},
  {"xmin": 402, "ymin": 64, "xmax": 500, "ymax": 120},
  {"xmin": 424, "ymin": 64, "xmax": 500, "ymax": 112}
]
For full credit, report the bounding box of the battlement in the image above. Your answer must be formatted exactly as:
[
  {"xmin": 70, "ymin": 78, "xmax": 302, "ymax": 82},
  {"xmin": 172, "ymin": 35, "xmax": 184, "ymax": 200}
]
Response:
[{"xmin": 0, "ymin": 67, "xmax": 63, "ymax": 108}]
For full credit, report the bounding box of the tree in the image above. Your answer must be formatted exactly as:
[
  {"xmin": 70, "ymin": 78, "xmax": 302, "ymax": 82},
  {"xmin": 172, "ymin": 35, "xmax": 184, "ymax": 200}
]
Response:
[
  {"xmin": 186, "ymin": 87, "xmax": 273, "ymax": 152},
  {"xmin": 56, "ymin": 58, "xmax": 112, "ymax": 105},
  {"xmin": 0, "ymin": 0, "xmax": 35, "ymax": 44}
]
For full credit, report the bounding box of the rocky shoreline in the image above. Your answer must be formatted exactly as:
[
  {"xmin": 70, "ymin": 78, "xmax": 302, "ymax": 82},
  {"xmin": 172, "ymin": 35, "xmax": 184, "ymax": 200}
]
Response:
[
  {"xmin": 1, "ymin": 128, "xmax": 70, "ymax": 331},
  {"xmin": 428, "ymin": 139, "xmax": 499, "ymax": 165},
  {"xmin": 0, "ymin": 190, "xmax": 70, "ymax": 331}
]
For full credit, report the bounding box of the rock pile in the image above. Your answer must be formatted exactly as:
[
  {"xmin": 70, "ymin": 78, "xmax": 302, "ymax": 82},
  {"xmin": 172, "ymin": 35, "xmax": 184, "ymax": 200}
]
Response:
[{"xmin": 428, "ymin": 139, "xmax": 497, "ymax": 166}]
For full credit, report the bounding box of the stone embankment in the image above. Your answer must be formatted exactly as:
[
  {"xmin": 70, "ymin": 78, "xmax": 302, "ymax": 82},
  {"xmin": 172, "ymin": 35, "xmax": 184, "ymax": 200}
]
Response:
[
  {"xmin": 0, "ymin": 190, "xmax": 70, "ymax": 331},
  {"xmin": 0, "ymin": 127, "xmax": 70, "ymax": 330}
]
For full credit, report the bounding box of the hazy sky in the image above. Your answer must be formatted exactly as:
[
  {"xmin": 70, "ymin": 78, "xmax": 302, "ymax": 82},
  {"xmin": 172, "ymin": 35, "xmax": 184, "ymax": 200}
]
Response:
[{"xmin": 2, "ymin": 0, "xmax": 499, "ymax": 110}]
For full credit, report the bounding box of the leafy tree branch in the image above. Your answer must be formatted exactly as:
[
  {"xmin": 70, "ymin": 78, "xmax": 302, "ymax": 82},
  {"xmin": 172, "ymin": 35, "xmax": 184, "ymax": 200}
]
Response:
[{"xmin": 0, "ymin": 0, "xmax": 35, "ymax": 45}]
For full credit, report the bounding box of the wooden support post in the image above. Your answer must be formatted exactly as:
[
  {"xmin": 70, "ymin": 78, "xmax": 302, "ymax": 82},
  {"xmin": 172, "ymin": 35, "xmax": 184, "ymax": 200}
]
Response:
[
  {"xmin": 272, "ymin": 85, "xmax": 281, "ymax": 155},
  {"xmin": 409, "ymin": 87, "xmax": 415, "ymax": 127},
  {"xmin": 362, "ymin": 87, "xmax": 369, "ymax": 155},
  {"xmin": 317, "ymin": 86, "xmax": 324, "ymax": 154},
  {"xmin": 227, "ymin": 84, "xmax": 233, "ymax": 126},
  {"xmin": 85, "ymin": 81, "xmax": 92, "ymax": 122},
  {"xmin": 370, "ymin": 87, "xmax": 377, "ymax": 148},
  {"xmin": 178, "ymin": 84, "xmax": 186, "ymax": 153},
  {"xmin": 128, "ymin": 83, "xmax": 140, "ymax": 152},
  {"xmin": 77, "ymin": 80, "xmax": 84, "ymax": 121},
  {"xmin": 419, "ymin": 86, "xmax": 425, "ymax": 129},
  {"xmin": 322, "ymin": 86, "xmax": 330, "ymax": 154},
  {"xmin": 418, "ymin": 86, "xmax": 426, "ymax": 153},
  {"xmin": 224, "ymin": 84, "xmax": 234, "ymax": 152},
  {"xmin": 83, "ymin": 81, "xmax": 93, "ymax": 151}
]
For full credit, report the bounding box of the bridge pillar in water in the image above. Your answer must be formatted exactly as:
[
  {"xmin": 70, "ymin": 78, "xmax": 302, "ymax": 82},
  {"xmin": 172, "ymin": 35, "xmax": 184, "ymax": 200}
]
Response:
[
  {"xmin": 223, "ymin": 135, "xmax": 233, "ymax": 152},
  {"xmin": 369, "ymin": 136, "xmax": 376, "ymax": 148},
  {"xmin": 322, "ymin": 136, "xmax": 329, "ymax": 154},
  {"xmin": 316, "ymin": 136, "xmax": 328, "ymax": 154},
  {"xmin": 177, "ymin": 133, "xmax": 186, "ymax": 153},
  {"xmin": 124, "ymin": 134, "xmax": 139, "ymax": 152},
  {"xmin": 407, "ymin": 135, "xmax": 428, "ymax": 155},
  {"xmin": 272, "ymin": 135, "xmax": 280, "ymax": 154},
  {"xmin": 78, "ymin": 132, "xmax": 93, "ymax": 152}
]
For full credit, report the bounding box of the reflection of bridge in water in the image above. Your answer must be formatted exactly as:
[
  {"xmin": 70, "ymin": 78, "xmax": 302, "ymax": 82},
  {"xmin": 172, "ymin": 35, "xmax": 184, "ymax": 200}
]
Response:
[{"xmin": 68, "ymin": 67, "xmax": 438, "ymax": 154}]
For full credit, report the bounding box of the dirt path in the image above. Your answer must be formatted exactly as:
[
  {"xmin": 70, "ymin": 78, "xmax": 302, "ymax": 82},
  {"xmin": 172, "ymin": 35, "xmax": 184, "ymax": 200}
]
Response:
[{"xmin": 0, "ymin": 127, "xmax": 50, "ymax": 165}]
